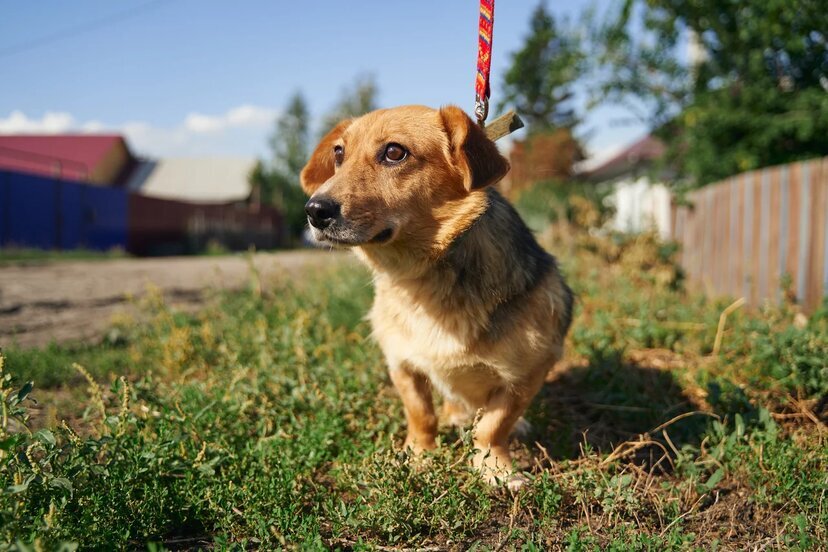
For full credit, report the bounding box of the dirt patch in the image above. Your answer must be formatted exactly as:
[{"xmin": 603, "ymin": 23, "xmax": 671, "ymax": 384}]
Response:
[{"xmin": 0, "ymin": 250, "xmax": 349, "ymax": 348}]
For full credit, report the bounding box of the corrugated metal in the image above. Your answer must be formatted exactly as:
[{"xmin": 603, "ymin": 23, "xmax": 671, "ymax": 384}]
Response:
[{"xmin": 0, "ymin": 169, "xmax": 126, "ymax": 251}]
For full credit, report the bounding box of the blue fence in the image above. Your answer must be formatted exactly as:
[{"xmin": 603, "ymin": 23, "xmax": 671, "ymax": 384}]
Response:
[{"xmin": 0, "ymin": 170, "xmax": 127, "ymax": 251}]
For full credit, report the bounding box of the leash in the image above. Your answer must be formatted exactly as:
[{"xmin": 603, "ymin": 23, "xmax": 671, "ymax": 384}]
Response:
[
  {"xmin": 473, "ymin": 0, "xmax": 524, "ymax": 140},
  {"xmin": 475, "ymin": 0, "xmax": 494, "ymax": 126}
]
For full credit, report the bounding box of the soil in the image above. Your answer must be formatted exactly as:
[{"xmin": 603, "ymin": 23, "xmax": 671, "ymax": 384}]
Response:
[{"xmin": 0, "ymin": 250, "xmax": 349, "ymax": 348}]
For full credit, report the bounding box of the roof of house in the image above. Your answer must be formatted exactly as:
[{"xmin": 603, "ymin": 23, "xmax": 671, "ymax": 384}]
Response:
[
  {"xmin": 126, "ymin": 157, "xmax": 256, "ymax": 203},
  {"xmin": 583, "ymin": 134, "xmax": 666, "ymax": 182},
  {"xmin": 0, "ymin": 134, "xmax": 131, "ymax": 182}
]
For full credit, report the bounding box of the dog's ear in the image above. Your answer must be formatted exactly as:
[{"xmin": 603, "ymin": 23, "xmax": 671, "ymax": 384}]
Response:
[
  {"xmin": 439, "ymin": 105, "xmax": 510, "ymax": 191},
  {"xmin": 300, "ymin": 119, "xmax": 352, "ymax": 195}
]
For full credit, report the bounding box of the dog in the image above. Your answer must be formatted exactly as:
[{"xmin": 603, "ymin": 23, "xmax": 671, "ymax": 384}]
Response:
[{"xmin": 300, "ymin": 105, "xmax": 573, "ymax": 489}]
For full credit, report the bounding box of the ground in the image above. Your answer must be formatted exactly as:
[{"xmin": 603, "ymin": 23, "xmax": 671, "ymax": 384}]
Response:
[
  {"xmin": 0, "ymin": 251, "xmax": 348, "ymax": 348},
  {"xmin": 0, "ymin": 233, "xmax": 825, "ymax": 550}
]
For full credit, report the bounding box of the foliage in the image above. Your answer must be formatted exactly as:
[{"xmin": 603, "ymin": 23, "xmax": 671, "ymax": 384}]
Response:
[
  {"xmin": 591, "ymin": 0, "xmax": 828, "ymax": 186},
  {"xmin": 269, "ymin": 92, "xmax": 310, "ymax": 179},
  {"xmin": 513, "ymin": 179, "xmax": 613, "ymax": 233},
  {"xmin": 252, "ymin": 92, "xmax": 312, "ymax": 243},
  {"xmin": 499, "ymin": 4, "xmax": 585, "ymax": 132},
  {"xmin": 2, "ymin": 233, "xmax": 826, "ymax": 548},
  {"xmin": 318, "ymin": 74, "xmax": 379, "ymax": 138}
]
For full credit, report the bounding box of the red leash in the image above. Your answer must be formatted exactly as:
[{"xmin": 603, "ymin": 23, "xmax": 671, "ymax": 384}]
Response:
[{"xmin": 475, "ymin": 0, "xmax": 494, "ymax": 126}]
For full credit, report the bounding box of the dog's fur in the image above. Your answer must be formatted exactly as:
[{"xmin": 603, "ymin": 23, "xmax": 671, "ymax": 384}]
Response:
[{"xmin": 300, "ymin": 105, "xmax": 573, "ymax": 488}]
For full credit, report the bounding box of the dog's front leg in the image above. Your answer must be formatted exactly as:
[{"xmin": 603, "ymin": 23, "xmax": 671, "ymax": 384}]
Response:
[
  {"xmin": 389, "ymin": 363, "xmax": 437, "ymax": 454},
  {"xmin": 472, "ymin": 378, "xmax": 544, "ymax": 490}
]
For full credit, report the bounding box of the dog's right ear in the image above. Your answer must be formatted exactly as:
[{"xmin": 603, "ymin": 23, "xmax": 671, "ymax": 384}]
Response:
[
  {"xmin": 300, "ymin": 119, "xmax": 352, "ymax": 195},
  {"xmin": 439, "ymin": 105, "xmax": 510, "ymax": 191}
]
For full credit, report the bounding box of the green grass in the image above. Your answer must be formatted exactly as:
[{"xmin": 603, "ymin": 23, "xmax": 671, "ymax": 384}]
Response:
[
  {"xmin": 0, "ymin": 247, "xmax": 128, "ymax": 265},
  {"xmin": 1, "ymin": 233, "xmax": 826, "ymax": 550}
]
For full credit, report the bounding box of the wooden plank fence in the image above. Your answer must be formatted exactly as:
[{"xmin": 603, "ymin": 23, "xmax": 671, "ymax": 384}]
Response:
[{"xmin": 671, "ymin": 158, "xmax": 828, "ymax": 313}]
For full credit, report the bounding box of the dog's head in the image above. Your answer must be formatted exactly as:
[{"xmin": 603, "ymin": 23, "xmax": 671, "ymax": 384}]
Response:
[{"xmin": 300, "ymin": 105, "xmax": 509, "ymax": 248}]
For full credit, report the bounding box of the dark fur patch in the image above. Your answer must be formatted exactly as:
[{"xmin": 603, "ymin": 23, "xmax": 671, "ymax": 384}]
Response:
[{"xmin": 440, "ymin": 188, "xmax": 567, "ymax": 341}]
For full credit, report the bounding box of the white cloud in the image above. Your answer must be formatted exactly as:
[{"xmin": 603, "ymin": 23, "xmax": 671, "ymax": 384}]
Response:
[
  {"xmin": 183, "ymin": 104, "xmax": 277, "ymax": 134},
  {"xmin": 0, "ymin": 105, "xmax": 279, "ymax": 158},
  {"xmin": 0, "ymin": 110, "xmax": 76, "ymax": 133}
]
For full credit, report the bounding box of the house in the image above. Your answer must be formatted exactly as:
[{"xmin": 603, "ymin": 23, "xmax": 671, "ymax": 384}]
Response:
[
  {"xmin": 583, "ymin": 135, "xmax": 672, "ymax": 238},
  {"xmin": 0, "ymin": 134, "xmax": 281, "ymax": 253}
]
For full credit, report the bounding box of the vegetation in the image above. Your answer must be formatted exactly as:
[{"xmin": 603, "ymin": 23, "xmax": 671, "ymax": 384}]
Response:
[
  {"xmin": 591, "ymin": 0, "xmax": 828, "ymax": 186},
  {"xmin": 499, "ymin": 4, "xmax": 584, "ymax": 133},
  {"xmin": 0, "ymin": 248, "xmax": 128, "ymax": 265},
  {"xmin": 2, "ymin": 227, "xmax": 825, "ymax": 549}
]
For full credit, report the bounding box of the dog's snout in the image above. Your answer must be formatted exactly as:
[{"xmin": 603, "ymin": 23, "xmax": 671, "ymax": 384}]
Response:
[{"xmin": 305, "ymin": 197, "xmax": 341, "ymax": 229}]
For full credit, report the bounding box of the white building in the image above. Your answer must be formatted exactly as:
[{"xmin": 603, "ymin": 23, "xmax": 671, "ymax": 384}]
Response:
[{"xmin": 583, "ymin": 135, "xmax": 673, "ymax": 239}]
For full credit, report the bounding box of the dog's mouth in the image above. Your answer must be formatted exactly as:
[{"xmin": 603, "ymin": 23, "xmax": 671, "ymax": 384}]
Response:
[{"xmin": 311, "ymin": 225, "xmax": 395, "ymax": 247}]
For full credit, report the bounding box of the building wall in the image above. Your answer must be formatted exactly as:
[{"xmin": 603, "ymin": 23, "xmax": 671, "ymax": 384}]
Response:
[
  {"xmin": 0, "ymin": 170, "xmax": 128, "ymax": 251},
  {"xmin": 608, "ymin": 177, "xmax": 672, "ymax": 239}
]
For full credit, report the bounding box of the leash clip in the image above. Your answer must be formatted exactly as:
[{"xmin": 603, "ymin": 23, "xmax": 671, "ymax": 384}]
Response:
[{"xmin": 475, "ymin": 94, "xmax": 489, "ymax": 127}]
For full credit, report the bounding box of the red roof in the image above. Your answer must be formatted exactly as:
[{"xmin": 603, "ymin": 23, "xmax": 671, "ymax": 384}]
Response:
[
  {"xmin": 0, "ymin": 134, "xmax": 131, "ymax": 182},
  {"xmin": 585, "ymin": 135, "xmax": 666, "ymax": 181}
]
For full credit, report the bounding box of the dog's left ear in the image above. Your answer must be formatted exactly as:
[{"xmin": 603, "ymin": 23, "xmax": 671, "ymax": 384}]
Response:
[
  {"xmin": 439, "ymin": 105, "xmax": 510, "ymax": 191},
  {"xmin": 300, "ymin": 119, "xmax": 352, "ymax": 195}
]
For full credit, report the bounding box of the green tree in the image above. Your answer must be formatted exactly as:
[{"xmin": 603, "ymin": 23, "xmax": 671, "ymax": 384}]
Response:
[
  {"xmin": 318, "ymin": 75, "xmax": 379, "ymax": 137},
  {"xmin": 269, "ymin": 92, "xmax": 310, "ymax": 180},
  {"xmin": 252, "ymin": 91, "xmax": 312, "ymax": 243},
  {"xmin": 499, "ymin": 3, "xmax": 585, "ymax": 132},
  {"xmin": 592, "ymin": 0, "xmax": 828, "ymax": 186}
]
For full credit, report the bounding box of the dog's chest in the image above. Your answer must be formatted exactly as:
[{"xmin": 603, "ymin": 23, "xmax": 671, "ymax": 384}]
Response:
[{"xmin": 369, "ymin": 286, "xmax": 486, "ymax": 371}]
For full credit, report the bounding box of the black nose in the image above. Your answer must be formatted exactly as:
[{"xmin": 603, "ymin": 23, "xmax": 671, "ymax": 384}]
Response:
[{"xmin": 305, "ymin": 197, "xmax": 341, "ymax": 229}]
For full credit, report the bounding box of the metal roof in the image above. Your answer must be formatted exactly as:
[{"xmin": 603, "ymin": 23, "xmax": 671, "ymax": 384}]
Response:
[
  {"xmin": 0, "ymin": 134, "xmax": 130, "ymax": 182},
  {"xmin": 583, "ymin": 135, "xmax": 666, "ymax": 182},
  {"xmin": 126, "ymin": 157, "xmax": 255, "ymax": 203}
]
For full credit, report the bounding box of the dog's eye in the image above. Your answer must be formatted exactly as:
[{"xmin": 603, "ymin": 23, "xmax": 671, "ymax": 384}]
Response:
[
  {"xmin": 383, "ymin": 143, "xmax": 408, "ymax": 163},
  {"xmin": 334, "ymin": 145, "xmax": 344, "ymax": 166}
]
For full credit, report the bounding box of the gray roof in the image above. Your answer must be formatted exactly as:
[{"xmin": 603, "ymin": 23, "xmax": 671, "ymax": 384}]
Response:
[{"xmin": 127, "ymin": 157, "xmax": 255, "ymax": 203}]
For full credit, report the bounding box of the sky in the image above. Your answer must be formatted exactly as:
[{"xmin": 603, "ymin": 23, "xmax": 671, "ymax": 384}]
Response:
[{"xmin": 0, "ymin": 0, "xmax": 647, "ymax": 165}]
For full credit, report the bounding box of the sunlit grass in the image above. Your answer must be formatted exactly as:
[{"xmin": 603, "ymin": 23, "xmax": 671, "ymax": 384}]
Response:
[{"xmin": 1, "ymin": 234, "xmax": 826, "ymax": 549}]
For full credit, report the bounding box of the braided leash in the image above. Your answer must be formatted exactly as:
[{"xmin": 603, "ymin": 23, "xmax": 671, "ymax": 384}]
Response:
[
  {"xmin": 475, "ymin": 0, "xmax": 494, "ymax": 126},
  {"xmin": 474, "ymin": 0, "xmax": 524, "ymax": 141}
]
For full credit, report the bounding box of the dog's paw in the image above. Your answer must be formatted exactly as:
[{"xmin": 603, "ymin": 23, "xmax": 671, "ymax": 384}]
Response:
[
  {"xmin": 506, "ymin": 473, "xmax": 530, "ymax": 492},
  {"xmin": 403, "ymin": 435, "xmax": 436, "ymax": 455}
]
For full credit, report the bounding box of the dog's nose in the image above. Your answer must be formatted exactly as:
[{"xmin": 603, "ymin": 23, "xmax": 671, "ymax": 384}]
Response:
[{"xmin": 305, "ymin": 197, "xmax": 340, "ymax": 229}]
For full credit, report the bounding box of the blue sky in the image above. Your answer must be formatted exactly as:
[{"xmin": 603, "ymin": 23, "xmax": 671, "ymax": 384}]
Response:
[{"xmin": 0, "ymin": 0, "xmax": 646, "ymax": 163}]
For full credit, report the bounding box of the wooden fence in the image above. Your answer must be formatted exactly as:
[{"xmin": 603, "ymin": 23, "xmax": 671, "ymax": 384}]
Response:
[{"xmin": 671, "ymin": 158, "xmax": 828, "ymax": 313}]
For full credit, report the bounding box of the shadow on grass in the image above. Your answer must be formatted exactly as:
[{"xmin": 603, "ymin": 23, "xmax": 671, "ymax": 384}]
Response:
[{"xmin": 524, "ymin": 352, "xmax": 707, "ymax": 467}]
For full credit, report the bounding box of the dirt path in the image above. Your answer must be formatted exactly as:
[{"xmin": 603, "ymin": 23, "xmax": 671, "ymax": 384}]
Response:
[{"xmin": 0, "ymin": 250, "xmax": 349, "ymax": 348}]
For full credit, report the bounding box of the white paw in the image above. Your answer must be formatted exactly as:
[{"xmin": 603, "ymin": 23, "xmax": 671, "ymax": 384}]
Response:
[{"xmin": 506, "ymin": 473, "xmax": 530, "ymax": 492}]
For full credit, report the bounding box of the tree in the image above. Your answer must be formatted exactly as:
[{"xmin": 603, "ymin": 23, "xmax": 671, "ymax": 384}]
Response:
[
  {"xmin": 269, "ymin": 92, "xmax": 310, "ymax": 180},
  {"xmin": 499, "ymin": 3, "xmax": 585, "ymax": 133},
  {"xmin": 253, "ymin": 91, "xmax": 312, "ymax": 243},
  {"xmin": 592, "ymin": 0, "xmax": 828, "ymax": 186},
  {"xmin": 318, "ymin": 75, "xmax": 379, "ymax": 137}
]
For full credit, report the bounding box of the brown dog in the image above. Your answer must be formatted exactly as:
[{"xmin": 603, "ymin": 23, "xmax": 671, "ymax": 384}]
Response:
[{"xmin": 300, "ymin": 105, "xmax": 573, "ymax": 489}]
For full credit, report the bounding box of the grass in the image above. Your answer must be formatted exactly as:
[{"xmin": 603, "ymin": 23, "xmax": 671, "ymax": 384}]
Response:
[
  {"xmin": 0, "ymin": 247, "xmax": 128, "ymax": 265},
  {"xmin": 1, "ymin": 230, "xmax": 826, "ymax": 550}
]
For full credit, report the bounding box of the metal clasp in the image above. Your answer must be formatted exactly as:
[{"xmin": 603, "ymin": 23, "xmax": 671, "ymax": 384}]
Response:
[{"xmin": 474, "ymin": 94, "xmax": 489, "ymax": 126}]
